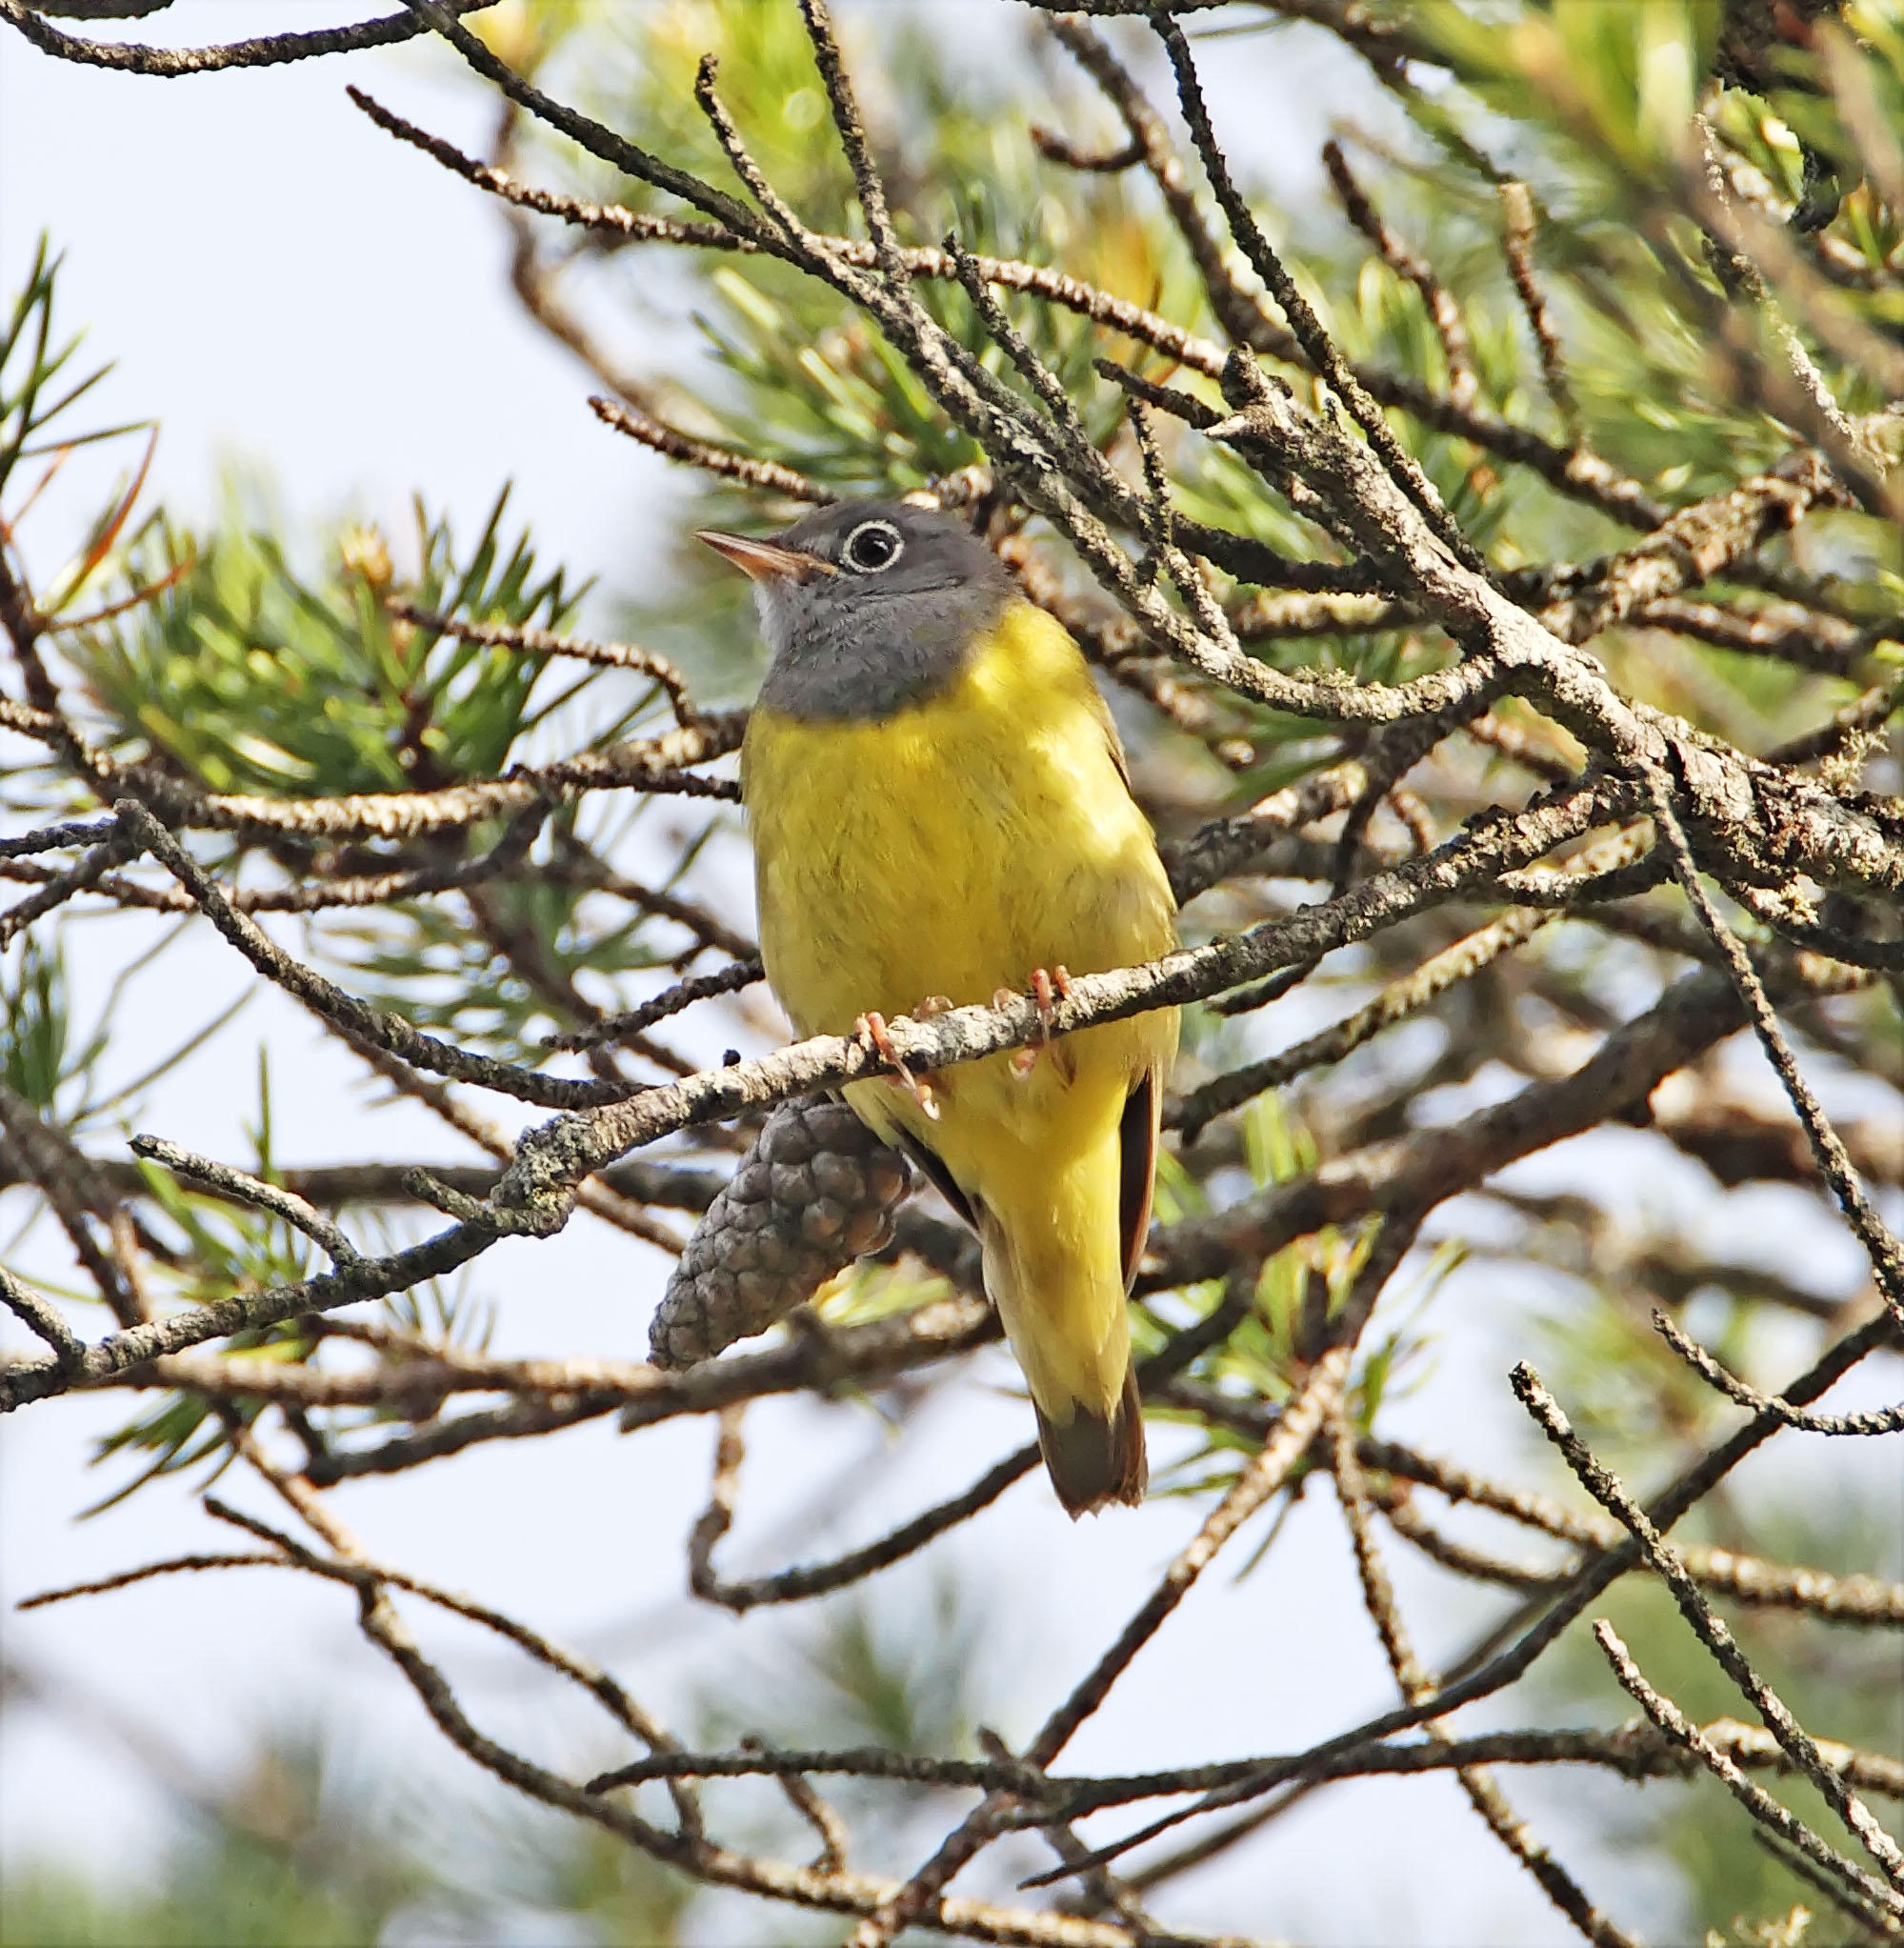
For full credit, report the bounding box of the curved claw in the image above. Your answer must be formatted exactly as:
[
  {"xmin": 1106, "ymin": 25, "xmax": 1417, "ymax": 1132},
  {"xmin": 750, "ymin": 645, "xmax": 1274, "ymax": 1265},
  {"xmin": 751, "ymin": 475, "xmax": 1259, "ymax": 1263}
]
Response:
[
  {"xmin": 855, "ymin": 1011, "xmax": 939, "ymax": 1120},
  {"xmin": 1029, "ymin": 964, "xmax": 1072, "ymax": 1035},
  {"xmin": 1012, "ymin": 967, "xmax": 1075, "ymax": 1080}
]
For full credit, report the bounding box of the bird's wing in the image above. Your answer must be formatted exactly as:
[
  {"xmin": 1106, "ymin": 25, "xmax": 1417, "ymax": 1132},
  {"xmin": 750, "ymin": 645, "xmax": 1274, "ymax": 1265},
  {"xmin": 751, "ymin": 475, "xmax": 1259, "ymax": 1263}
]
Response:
[
  {"xmin": 887, "ymin": 1120, "xmax": 977, "ymax": 1231},
  {"xmin": 1117, "ymin": 1068, "xmax": 1161, "ymax": 1294},
  {"xmin": 1081, "ymin": 657, "xmax": 1138, "ymax": 797}
]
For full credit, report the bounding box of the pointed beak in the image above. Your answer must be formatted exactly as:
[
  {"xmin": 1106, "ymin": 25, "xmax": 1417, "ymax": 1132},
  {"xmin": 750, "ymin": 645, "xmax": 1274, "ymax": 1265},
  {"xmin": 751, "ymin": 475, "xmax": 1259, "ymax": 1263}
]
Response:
[{"xmin": 696, "ymin": 530, "xmax": 835, "ymax": 584}]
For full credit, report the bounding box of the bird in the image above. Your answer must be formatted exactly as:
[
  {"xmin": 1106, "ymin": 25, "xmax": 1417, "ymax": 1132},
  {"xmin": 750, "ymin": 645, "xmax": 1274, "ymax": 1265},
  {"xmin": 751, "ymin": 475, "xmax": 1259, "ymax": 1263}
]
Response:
[{"xmin": 701, "ymin": 497, "xmax": 1179, "ymax": 1517}]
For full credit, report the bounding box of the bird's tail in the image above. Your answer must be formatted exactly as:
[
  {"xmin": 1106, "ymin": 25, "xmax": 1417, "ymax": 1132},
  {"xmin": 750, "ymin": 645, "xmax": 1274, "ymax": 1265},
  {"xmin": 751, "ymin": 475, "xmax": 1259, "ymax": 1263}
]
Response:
[
  {"xmin": 977, "ymin": 1129, "xmax": 1147, "ymax": 1517},
  {"xmin": 1032, "ymin": 1364, "xmax": 1147, "ymax": 1517}
]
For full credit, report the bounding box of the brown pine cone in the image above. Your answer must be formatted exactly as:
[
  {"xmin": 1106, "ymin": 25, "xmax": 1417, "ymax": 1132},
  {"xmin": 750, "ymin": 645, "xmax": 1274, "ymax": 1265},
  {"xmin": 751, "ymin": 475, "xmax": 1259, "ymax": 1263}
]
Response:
[{"xmin": 646, "ymin": 1097, "xmax": 912, "ymax": 1371}]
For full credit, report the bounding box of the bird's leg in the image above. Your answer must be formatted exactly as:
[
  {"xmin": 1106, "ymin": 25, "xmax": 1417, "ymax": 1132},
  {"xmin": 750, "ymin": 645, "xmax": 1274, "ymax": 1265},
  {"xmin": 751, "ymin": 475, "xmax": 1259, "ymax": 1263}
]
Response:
[
  {"xmin": 1007, "ymin": 965, "xmax": 1073, "ymax": 1079},
  {"xmin": 1032, "ymin": 964, "xmax": 1072, "ymax": 1027},
  {"xmin": 912, "ymin": 996, "xmax": 955, "ymax": 1104},
  {"xmin": 995, "ymin": 988, "xmax": 1036, "ymax": 1076},
  {"xmin": 854, "ymin": 1010, "xmax": 939, "ymax": 1120}
]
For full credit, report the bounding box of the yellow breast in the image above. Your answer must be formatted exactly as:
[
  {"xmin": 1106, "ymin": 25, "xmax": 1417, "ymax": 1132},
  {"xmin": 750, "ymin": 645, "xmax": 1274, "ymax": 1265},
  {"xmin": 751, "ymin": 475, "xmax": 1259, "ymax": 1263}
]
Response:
[{"xmin": 740, "ymin": 599, "xmax": 1176, "ymax": 1040}]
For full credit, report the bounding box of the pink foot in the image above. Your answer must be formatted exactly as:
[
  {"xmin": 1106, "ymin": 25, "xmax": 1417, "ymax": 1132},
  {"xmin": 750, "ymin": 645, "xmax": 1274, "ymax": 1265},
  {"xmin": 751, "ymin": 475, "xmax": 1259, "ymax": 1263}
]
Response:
[
  {"xmin": 855, "ymin": 1010, "xmax": 938, "ymax": 1120},
  {"xmin": 1008, "ymin": 967, "xmax": 1073, "ymax": 1079}
]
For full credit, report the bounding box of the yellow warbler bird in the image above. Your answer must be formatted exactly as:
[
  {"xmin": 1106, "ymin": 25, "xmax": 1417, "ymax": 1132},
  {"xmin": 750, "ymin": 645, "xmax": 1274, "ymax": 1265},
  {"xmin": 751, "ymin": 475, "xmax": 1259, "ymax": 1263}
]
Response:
[{"xmin": 703, "ymin": 499, "xmax": 1178, "ymax": 1516}]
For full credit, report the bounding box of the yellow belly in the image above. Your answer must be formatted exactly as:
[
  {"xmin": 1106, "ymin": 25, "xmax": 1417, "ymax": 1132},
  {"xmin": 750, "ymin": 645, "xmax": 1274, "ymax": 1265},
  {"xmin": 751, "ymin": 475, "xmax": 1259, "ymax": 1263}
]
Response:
[
  {"xmin": 744, "ymin": 603, "xmax": 1173, "ymax": 1032},
  {"xmin": 741, "ymin": 599, "xmax": 1177, "ymax": 1438},
  {"xmin": 742, "ymin": 600, "xmax": 1176, "ymax": 1092}
]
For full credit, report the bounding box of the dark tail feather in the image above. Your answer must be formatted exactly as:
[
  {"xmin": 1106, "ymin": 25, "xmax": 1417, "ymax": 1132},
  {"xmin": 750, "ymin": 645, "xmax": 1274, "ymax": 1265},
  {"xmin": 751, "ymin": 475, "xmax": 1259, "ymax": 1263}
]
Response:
[{"xmin": 1035, "ymin": 1366, "xmax": 1147, "ymax": 1517}]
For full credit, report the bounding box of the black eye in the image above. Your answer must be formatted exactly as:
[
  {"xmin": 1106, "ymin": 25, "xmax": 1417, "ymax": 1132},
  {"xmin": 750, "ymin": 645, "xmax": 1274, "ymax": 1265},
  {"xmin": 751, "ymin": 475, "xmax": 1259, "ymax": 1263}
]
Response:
[{"xmin": 842, "ymin": 519, "xmax": 903, "ymax": 572}]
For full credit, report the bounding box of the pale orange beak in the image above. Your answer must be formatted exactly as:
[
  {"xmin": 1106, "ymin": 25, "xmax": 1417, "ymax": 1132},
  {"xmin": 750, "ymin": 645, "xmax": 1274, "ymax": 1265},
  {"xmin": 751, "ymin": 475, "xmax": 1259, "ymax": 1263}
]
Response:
[{"xmin": 696, "ymin": 530, "xmax": 835, "ymax": 583}]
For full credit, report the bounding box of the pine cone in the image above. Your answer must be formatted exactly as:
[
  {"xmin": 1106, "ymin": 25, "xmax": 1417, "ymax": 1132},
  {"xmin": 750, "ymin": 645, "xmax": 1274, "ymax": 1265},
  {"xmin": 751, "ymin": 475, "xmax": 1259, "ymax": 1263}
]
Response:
[{"xmin": 646, "ymin": 1098, "xmax": 912, "ymax": 1370}]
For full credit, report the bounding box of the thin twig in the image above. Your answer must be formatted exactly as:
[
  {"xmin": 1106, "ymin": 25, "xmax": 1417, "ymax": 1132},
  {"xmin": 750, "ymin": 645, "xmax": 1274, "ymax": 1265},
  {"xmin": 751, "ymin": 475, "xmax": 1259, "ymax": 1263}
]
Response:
[
  {"xmin": 1643, "ymin": 767, "xmax": 1904, "ymax": 1322},
  {"xmin": 1497, "ymin": 180, "xmax": 1582, "ymax": 440},
  {"xmin": 0, "ymin": 814, "xmax": 118, "ymax": 859},
  {"xmin": 1513, "ymin": 1363, "xmax": 1904, "ymax": 1884},
  {"xmin": 743, "ymin": 1735, "xmax": 852, "ymax": 1873},
  {"xmin": 0, "ymin": 1265, "xmax": 84, "ymax": 1366},
  {"xmin": 129, "ymin": 1135, "xmax": 362, "ymax": 1266},
  {"xmin": 1652, "ymin": 1310, "xmax": 1904, "ymax": 1436},
  {"xmin": 1152, "ymin": 13, "xmax": 1487, "ymax": 577},
  {"xmin": 0, "ymin": 0, "xmax": 495, "ymax": 75},
  {"xmin": 541, "ymin": 960, "xmax": 764, "ymax": 1055},
  {"xmin": 1593, "ymin": 1621, "xmax": 1904, "ymax": 1924},
  {"xmin": 113, "ymin": 800, "xmax": 635, "ymax": 1113},
  {"xmin": 385, "ymin": 600, "xmax": 705, "ymax": 724},
  {"xmin": 690, "ymin": 1441, "xmax": 1039, "ymax": 1617},
  {"xmin": 1327, "ymin": 1413, "xmax": 1639, "ymax": 1948},
  {"xmin": 1036, "ymin": 1309, "xmax": 1898, "ymax": 1878},
  {"xmin": 1324, "ymin": 139, "xmax": 1476, "ymax": 411},
  {"xmin": 588, "ymin": 395, "xmax": 832, "ymax": 505}
]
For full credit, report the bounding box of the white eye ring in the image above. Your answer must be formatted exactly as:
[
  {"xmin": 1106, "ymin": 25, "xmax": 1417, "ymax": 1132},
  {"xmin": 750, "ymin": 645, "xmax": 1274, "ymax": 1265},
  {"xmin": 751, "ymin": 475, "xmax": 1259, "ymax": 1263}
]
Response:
[{"xmin": 842, "ymin": 519, "xmax": 904, "ymax": 573}]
